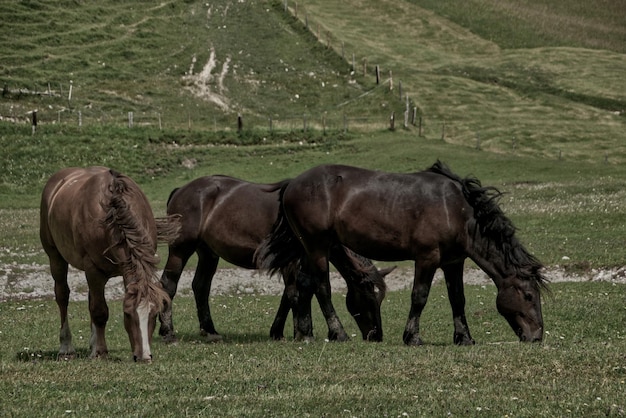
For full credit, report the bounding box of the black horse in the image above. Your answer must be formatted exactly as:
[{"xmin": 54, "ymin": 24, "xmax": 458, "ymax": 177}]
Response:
[
  {"xmin": 256, "ymin": 161, "xmax": 548, "ymax": 345},
  {"xmin": 159, "ymin": 175, "xmax": 392, "ymax": 343}
]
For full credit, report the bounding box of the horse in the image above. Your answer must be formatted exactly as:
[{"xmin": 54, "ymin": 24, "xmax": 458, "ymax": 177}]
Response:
[
  {"xmin": 256, "ymin": 161, "xmax": 549, "ymax": 345},
  {"xmin": 158, "ymin": 175, "xmax": 393, "ymax": 343},
  {"xmin": 40, "ymin": 167, "xmax": 180, "ymax": 362}
]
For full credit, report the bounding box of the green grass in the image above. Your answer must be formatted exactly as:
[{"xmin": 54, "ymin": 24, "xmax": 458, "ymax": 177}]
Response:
[{"xmin": 1, "ymin": 282, "xmax": 625, "ymax": 416}]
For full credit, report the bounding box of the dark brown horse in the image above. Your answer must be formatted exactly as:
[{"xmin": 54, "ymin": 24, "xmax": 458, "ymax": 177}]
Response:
[
  {"xmin": 159, "ymin": 175, "xmax": 392, "ymax": 343},
  {"xmin": 256, "ymin": 162, "xmax": 549, "ymax": 345},
  {"xmin": 40, "ymin": 167, "xmax": 180, "ymax": 362}
]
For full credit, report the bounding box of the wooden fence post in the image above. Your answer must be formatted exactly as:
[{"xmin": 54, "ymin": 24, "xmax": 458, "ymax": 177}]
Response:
[
  {"xmin": 389, "ymin": 112, "xmax": 395, "ymax": 131},
  {"xmin": 237, "ymin": 113, "xmax": 243, "ymax": 133},
  {"xmin": 31, "ymin": 110, "xmax": 37, "ymax": 135}
]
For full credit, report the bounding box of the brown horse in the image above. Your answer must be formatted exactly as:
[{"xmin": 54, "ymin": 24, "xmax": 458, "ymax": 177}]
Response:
[
  {"xmin": 256, "ymin": 161, "xmax": 549, "ymax": 345},
  {"xmin": 40, "ymin": 167, "xmax": 180, "ymax": 362},
  {"xmin": 159, "ymin": 175, "xmax": 392, "ymax": 343}
]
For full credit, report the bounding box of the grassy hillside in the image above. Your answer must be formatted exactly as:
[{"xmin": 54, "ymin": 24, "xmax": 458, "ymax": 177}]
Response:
[
  {"xmin": 1, "ymin": 0, "xmax": 405, "ymax": 130},
  {"xmin": 2, "ymin": 0, "xmax": 624, "ymax": 159}
]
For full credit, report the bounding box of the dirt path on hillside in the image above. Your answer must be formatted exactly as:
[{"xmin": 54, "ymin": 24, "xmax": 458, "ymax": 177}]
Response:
[{"xmin": 1, "ymin": 263, "xmax": 625, "ymax": 302}]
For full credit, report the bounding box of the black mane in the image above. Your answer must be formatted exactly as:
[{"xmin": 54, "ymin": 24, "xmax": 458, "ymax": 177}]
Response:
[{"xmin": 428, "ymin": 161, "xmax": 548, "ymax": 289}]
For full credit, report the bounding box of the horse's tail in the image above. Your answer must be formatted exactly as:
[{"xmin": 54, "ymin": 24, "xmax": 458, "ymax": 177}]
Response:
[
  {"xmin": 155, "ymin": 214, "xmax": 182, "ymax": 244},
  {"xmin": 103, "ymin": 170, "xmax": 170, "ymax": 307},
  {"xmin": 254, "ymin": 183, "xmax": 305, "ymax": 277},
  {"xmin": 427, "ymin": 161, "xmax": 548, "ymax": 288}
]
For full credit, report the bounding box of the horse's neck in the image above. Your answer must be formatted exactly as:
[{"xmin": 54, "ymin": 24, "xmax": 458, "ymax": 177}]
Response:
[{"xmin": 466, "ymin": 229, "xmax": 511, "ymax": 289}]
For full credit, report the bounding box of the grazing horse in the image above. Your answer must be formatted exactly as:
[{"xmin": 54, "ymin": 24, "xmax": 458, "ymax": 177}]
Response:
[
  {"xmin": 158, "ymin": 175, "xmax": 392, "ymax": 343},
  {"xmin": 40, "ymin": 167, "xmax": 180, "ymax": 362},
  {"xmin": 256, "ymin": 162, "xmax": 548, "ymax": 345}
]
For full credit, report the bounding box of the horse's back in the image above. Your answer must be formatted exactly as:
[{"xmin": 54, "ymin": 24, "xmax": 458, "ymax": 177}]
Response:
[
  {"xmin": 282, "ymin": 164, "xmax": 471, "ymax": 262},
  {"xmin": 167, "ymin": 175, "xmax": 284, "ymax": 267},
  {"xmin": 41, "ymin": 167, "xmax": 150, "ymax": 274}
]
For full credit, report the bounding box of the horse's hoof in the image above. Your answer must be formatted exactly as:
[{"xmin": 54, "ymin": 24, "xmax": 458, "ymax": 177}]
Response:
[
  {"xmin": 331, "ymin": 333, "xmax": 350, "ymax": 342},
  {"xmin": 294, "ymin": 333, "xmax": 315, "ymax": 343},
  {"xmin": 57, "ymin": 352, "xmax": 76, "ymax": 361},
  {"xmin": 403, "ymin": 333, "xmax": 424, "ymax": 346},
  {"xmin": 454, "ymin": 332, "xmax": 475, "ymax": 345},
  {"xmin": 204, "ymin": 333, "xmax": 223, "ymax": 343},
  {"xmin": 365, "ymin": 329, "xmax": 383, "ymax": 342},
  {"xmin": 160, "ymin": 332, "xmax": 178, "ymax": 344}
]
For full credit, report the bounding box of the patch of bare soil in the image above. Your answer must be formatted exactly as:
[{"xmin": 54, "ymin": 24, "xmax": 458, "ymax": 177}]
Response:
[{"xmin": 1, "ymin": 264, "xmax": 625, "ymax": 302}]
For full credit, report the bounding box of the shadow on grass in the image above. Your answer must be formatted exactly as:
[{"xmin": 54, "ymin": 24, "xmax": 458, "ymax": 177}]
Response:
[
  {"xmin": 15, "ymin": 347, "xmax": 127, "ymax": 363},
  {"xmin": 158, "ymin": 331, "xmax": 305, "ymax": 345}
]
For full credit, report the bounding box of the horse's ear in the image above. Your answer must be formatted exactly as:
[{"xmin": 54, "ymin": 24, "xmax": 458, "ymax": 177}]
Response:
[{"xmin": 378, "ymin": 266, "xmax": 396, "ymax": 278}]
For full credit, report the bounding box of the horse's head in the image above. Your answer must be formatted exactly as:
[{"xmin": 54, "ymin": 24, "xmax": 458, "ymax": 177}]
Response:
[
  {"xmin": 345, "ymin": 265, "xmax": 395, "ymax": 342},
  {"xmin": 496, "ymin": 276, "xmax": 544, "ymax": 342},
  {"xmin": 123, "ymin": 282, "xmax": 171, "ymax": 363}
]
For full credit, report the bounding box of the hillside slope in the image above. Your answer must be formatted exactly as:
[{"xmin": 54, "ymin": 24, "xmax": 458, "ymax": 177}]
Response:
[{"xmin": 1, "ymin": 0, "xmax": 624, "ymax": 160}]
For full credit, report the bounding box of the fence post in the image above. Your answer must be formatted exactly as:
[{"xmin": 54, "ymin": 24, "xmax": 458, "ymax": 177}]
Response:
[
  {"xmin": 389, "ymin": 112, "xmax": 395, "ymax": 131},
  {"xmin": 237, "ymin": 113, "xmax": 243, "ymax": 133},
  {"xmin": 128, "ymin": 111, "xmax": 133, "ymax": 128},
  {"xmin": 389, "ymin": 70, "xmax": 393, "ymax": 90},
  {"xmin": 31, "ymin": 110, "xmax": 37, "ymax": 135},
  {"xmin": 375, "ymin": 65, "xmax": 380, "ymax": 84}
]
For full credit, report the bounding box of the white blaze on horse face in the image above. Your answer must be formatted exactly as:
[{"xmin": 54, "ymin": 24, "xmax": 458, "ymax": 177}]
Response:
[{"xmin": 136, "ymin": 300, "xmax": 154, "ymax": 360}]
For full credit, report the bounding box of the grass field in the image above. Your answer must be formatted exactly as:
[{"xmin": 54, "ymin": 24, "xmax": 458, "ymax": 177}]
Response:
[
  {"xmin": 1, "ymin": 282, "xmax": 625, "ymax": 416},
  {"xmin": 1, "ymin": 0, "xmax": 626, "ymax": 416}
]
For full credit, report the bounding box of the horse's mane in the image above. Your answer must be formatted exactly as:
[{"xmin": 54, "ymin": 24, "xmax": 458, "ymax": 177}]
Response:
[
  {"xmin": 427, "ymin": 161, "xmax": 548, "ymax": 289},
  {"xmin": 103, "ymin": 170, "xmax": 168, "ymax": 308}
]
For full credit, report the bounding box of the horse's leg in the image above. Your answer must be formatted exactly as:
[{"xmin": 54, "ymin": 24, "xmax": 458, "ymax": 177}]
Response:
[
  {"xmin": 270, "ymin": 270, "xmax": 297, "ymax": 340},
  {"xmin": 85, "ymin": 270, "xmax": 109, "ymax": 359},
  {"xmin": 287, "ymin": 260, "xmax": 323, "ymax": 342},
  {"xmin": 159, "ymin": 244, "xmax": 195, "ymax": 342},
  {"xmin": 403, "ymin": 263, "xmax": 437, "ymax": 346},
  {"xmin": 310, "ymin": 253, "xmax": 349, "ymax": 342},
  {"xmin": 192, "ymin": 247, "xmax": 222, "ymax": 342},
  {"xmin": 442, "ymin": 262, "xmax": 475, "ymax": 345},
  {"xmin": 50, "ymin": 254, "xmax": 74, "ymax": 358}
]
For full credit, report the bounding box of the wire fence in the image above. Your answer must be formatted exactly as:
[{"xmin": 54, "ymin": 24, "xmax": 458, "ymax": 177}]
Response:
[{"xmin": 1, "ymin": 0, "xmax": 425, "ymax": 135}]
